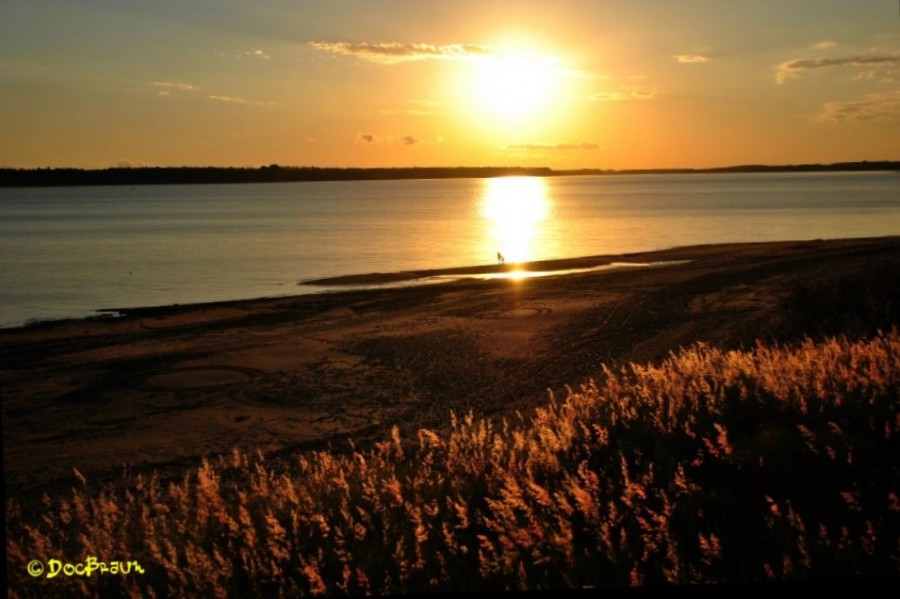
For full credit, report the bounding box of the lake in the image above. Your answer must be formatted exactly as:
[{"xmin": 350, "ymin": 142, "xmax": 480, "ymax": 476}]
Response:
[{"xmin": 1, "ymin": 171, "xmax": 899, "ymax": 328}]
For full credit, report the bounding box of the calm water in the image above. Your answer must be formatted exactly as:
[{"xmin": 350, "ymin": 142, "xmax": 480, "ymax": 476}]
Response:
[{"xmin": 1, "ymin": 172, "xmax": 899, "ymax": 328}]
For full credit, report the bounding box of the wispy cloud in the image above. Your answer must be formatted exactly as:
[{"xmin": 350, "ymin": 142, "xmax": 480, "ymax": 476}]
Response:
[
  {"xmin": 673, "ymin": 54, "xmax": 709, "ymax": 64},
  {"xmin": 812, "ymin": 40, "xmax": 838, "ymax": 50},
  {"xmin": 152, "ymin": 81, "xmax": 198, "ymax": 92},
  {"xmin": 377, "ymin": 101, "xmax": 445, "ymax": 117},
  {"xmin": 357, "ymin": 133, "xmax": 436, "ymax": 145},
  {"xmin": 308, "ymin": 40, "xmax": 594, "ymax": 80},
  {"xmin": 817, "ymin": 90, "xmax": 900, "ymax": 122},
  {"xmin": 106, "ymin": 159, "xmax": 152, "ymax": 168},
  {"xmin": 378, "ymin": 108, "xmax": 440, "ymax": 116},
  {"xmin": 309, "ymin": 41, "xmax": 499, "ymax": 64},
  {"xmin": 508, "ymin": 142, "xmax": 599, "ymax": 151},
  {"xmin": 853, "ymin": 67, "xmax": 899, "ymax": 83},
  {"xmin": 241, "ymin": 49, "xmax": 271, "ymax": 60},
  {"xmin": 776, "ymin": 53, "xmax": 900, "ymax": 83},
  {"xmin": 150, "ymin": 81, "xmax": 273, "ymax": 106},
  {"xmin": 590, "ymin": 88, "xmax": 657, "ymax": 102},
  {"xmin": 208, "ymin": 95, "xmax": 276, "ymax": 107}
]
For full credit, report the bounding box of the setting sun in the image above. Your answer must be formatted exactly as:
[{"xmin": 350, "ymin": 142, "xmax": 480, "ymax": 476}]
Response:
[
  {"xmin": 473, "ymin": 52, "xmax": 556, "ymax": 122},
  {"xmin": 448, "ymin": 43, "xmax": 584, "ymax": 143}
]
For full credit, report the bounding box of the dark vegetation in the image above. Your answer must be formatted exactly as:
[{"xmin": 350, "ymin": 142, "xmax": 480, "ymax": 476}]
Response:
[
  {"xmin": 1, "ymin": 161, "xmax": 897, "ymax": 187},
  {"xmin": 7, "ymin": 331, "xmax": 898, "ymax": 596},
  {"xmin": 777, "ymin": 261, "xmax": 900, "ymax": 342},
  {"xmin": 0, "ymin": 166, "xmax": 553, "ymax": 187}
]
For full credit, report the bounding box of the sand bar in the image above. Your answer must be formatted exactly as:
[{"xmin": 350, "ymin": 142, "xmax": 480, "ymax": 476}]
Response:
[{"xmin": 300, "ymin": 255, "xmax": 685, "ymax": 286}]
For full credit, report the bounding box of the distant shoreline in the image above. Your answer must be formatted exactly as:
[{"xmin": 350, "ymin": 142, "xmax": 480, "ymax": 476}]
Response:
[{"xmin": 1, "ymin": 160, "xmax": 898, "ymax": 187}]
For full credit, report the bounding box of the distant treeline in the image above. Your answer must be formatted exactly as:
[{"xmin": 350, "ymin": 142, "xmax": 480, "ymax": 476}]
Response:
[
  {"xmin": 1, "ymin": 161, "xmax": 897, "ymax": 187},
  {"xmin": 559, "ymin": 160, "xmax": 900, "ymax": 177},
  {"xmin": 0, "ymin": 166, "xmax": 554, "ymax": 187}
]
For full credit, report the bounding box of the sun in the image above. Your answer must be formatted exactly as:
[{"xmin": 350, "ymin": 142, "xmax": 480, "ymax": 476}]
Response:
[
  {"xmin": 449, "ymin": 45, "xmax": 567, "ymax": 134},
  {"xmin": 445, "ymin": 38, "xmax": 586, "ymax": 141},
  {"xmin": 474, "ymin": 53, "xmax": 555, "ymax": 121}
]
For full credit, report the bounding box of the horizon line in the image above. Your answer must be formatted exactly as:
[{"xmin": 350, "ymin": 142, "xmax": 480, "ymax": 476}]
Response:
[{"xmin": 3, "ymin": 159, "xmax": 900, "ymax": 172}]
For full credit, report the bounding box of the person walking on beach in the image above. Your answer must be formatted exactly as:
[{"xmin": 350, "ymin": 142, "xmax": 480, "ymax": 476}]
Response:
[{"xmin": 497, "ymin": 251, "xmax": 505, "ymax": 265}]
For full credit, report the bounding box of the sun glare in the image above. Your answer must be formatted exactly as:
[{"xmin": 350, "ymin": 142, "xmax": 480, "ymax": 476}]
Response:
[
  {"xmin": 480, "ymin": 176, "xmax": 551, "ymax": 264},
  {"xmin": 474, "ymin": 53, "xmax": 555, "ymax": 121},
  {"xmin": 451, "ymin": 44, "xmax": 571, "ymax": 136}
]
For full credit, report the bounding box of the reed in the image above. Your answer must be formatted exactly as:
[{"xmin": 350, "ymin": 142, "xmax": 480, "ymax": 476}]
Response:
[{"xmin": 7, "ymin": 330, "xmax": 899, "ymax": 596}]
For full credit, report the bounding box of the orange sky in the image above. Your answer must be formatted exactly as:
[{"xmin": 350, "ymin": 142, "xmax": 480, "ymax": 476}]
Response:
[{"xmin": 1, "ymin": 1, "xmax": 898, "ymax": 169}]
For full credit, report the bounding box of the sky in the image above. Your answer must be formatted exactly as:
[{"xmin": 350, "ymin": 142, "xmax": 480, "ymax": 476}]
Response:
[{"xmin": 1, "ymin": 0, "xmax": 898, "ymax": 170}]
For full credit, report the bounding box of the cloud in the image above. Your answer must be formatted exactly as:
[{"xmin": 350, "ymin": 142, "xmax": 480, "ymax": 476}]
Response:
[
  {"xmin": 356, "ymin": 133, "xmax": 411, "ymax": 145},
  {"xmin": 853, "ymin": 67, "xmax": 900, "ymax": 83},
  {"xmin": 507, "ymin": 142, "xmax": 599, "ymax": 151},
  {"xmin": 107, "ymin": 159, "xmax": 152, "ymax": 168},
  {"xmin": 241, "ymin": 49, "xmax": 271, "ymax": 60},
  {"xmin": 674, "ymin": 54, "xmax": 709, "ymax": 64},
  {"xmin": 817, "ymin": 90, "xmax": 900, "ymax": 122},
  {"xmin": 357, "ymin": 133, "xmax": 440, "ymax": 145},
  {"xmin": 812, "ymin": 40, "xmax": 838, "ymax": 50},
  {"xmin": 309, "ymin": 41, "xmax": 499, "ymax": 64},
  {"xmin": 377, "ymin": 105, "xmax": 443, "ymax": 117},
  {"xmin": 308, "ymin": 40, "xmax": 591, "ymax": 79},
  {"xmin": 150, "ymin": 81, "xmax": 273, "ymax": 106},
  {"xmin": 776, "ymin": 53, "xmax": 900, "ymax": 83},
  {"xmin": 394, "ymin": 101, "xmax": 445, "ymax": 115},
  {"xmin": 208, "ymin": 94, "xmax": 276, "ymax": 107},
  {"xmin": 152, "ymin": 81, "xmax": 198, "ymax": 92},
  {"xmin": 590, "ymin": 89, "xmax": 657, "ymax": 102}
]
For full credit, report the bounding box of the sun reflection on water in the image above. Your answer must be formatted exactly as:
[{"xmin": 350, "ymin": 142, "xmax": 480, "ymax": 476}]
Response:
[{"xmin": 480, "ymin": 177, "xmax": 551, "ymax": 265}]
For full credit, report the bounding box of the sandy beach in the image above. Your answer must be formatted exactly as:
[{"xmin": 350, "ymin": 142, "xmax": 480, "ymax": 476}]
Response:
[{"xmin": 3, "ymin": 236, "xmax": 900, "ymax": 500}]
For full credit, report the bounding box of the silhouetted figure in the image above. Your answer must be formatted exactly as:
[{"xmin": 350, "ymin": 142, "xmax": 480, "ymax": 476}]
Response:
[{"xmin": 497, "ymin": 251, "xmax": 505, "ymax": 265}]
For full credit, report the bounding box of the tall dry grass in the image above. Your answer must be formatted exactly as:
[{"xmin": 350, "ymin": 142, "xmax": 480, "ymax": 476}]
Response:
[{"xmin": 7, "ymin": 330, "xmax": 899, "ymax": 596}]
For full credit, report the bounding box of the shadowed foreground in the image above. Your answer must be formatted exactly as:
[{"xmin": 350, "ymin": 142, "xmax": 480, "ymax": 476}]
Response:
[
  {"xmin": 4, "ymin": 237, "xmax": 900, "ymax": 594},
  {"xmin": 7, "ymin": 330, "xmax": 899, "ymax": 595}
]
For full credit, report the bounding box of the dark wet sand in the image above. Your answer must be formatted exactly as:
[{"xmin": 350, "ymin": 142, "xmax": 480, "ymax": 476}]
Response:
[{"xmin": 3, "ymin": 236, "xmax": 900, "ymax": 500}]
